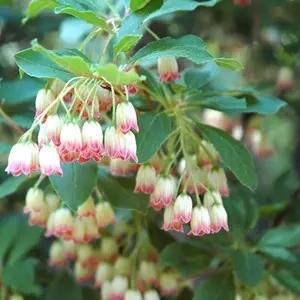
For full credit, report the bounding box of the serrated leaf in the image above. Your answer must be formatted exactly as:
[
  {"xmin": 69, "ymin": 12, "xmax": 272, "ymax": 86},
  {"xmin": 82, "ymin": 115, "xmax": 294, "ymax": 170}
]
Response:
[
  {"xmin": 54, "ymin": 5, "xmax": 109, "ymax": 29},
  {"xmin": 98, "ymin": 166, "xmax": 149, "ymax": 214},
  {"xmin": 145, "ymin": 0, "xmax": 217, "ymax": 22},
  {"xmin": 231, "ymin": 250, "xmax": 264, "ymax": 288},
  {"xmin": 200, "ymin": 125, "xmax": 257, "ymax": 191},
  {"xmin": 0, "ymin": 78, "xmax": 44, "ymax": 105},
  {"xmin": 50, "ymin": 161, "xmax": 98, "ymax": 211},
  {"xmin": 129, "ymin": 35, "xmax": 213, "ymax": 65},
  {"xmin": 8, "ymin": 217, "xmax": 43, "ymax": 265},
  {"xmin": 46, "ymin": 274, "xmax": 82, "ymax": 300},
  {"xmin": 114, "ymin": 35, "xmax": 142, "ymax": 57},
  {"xmin": 25, "ymin": 0, "xmax": 59, "ymax": 22},
  {"xmin": 214, "ymin": 57, "xmax": 243, "ymax": 71},
  {"xmin": 159, "ymin": 243, "xmax": 211, "ymax": 277},
  {"xmin": 193, "ymin": 271, "xmax": 235, "ymax": 300},
  {"xmin": 15, "ymin": 49, "xmax": 73, "ymax": 81},
  {"xmin": 0, "ymin": 175, "xmax": 27, "ymax": 199},
  {"xmin": 93, "ymin": 63, "xmax": 142, "ymax": 85},
  {"xmin": 31, "ymin": 40, "xmax": 92, "ymax": 76},
  {"xmin": 130, "ymin": 0, "xmax": 151, "ymax": 11},
  {"xmin": 135, "ymin": 112, "xmax": 172, "ymax": 163},
  {"xmin": 3, "ymin": 259, "xmax": 41, "ymax": 295}
]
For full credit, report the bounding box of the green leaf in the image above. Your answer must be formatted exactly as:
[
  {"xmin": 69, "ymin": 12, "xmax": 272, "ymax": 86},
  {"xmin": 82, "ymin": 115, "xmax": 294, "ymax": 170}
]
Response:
[
  {"xmin": 15, "ymin": 49, "xmax": 74, "ymax": 81},
  {"xmin": 214, "ymin": 58, "xmax": 244, "ymax": 71},
  {"xmin": 272, "ymin": 270, "xmax": 300, "ymax": 295},
  {"xmin": 130, "ymin": 0, "xmax": 151, "ymax": 11},
  {"xmin": 46, "ymin": 274, "xmax": 82, "ymax": 300},
  {"xmin": 50, "ymin": 161, "xmax": 98, "ymax": 211},
  {"xmin": 0, "ymin": 143, "xmax": 12, "ymax": 154},
  {"xmin": 3, "ymin": 259, "xmax": 41, "ymax": 295},
  {"xmin": 117, "ymin": 0, "xmax": 163, "ymax": 41},
  {"xmin": 159, "ymin": 243, "xmax": 211, "ymax": 277},
  {"xmin": 0, "ymin": 217, "xmax": 19, "ymax": 261},
  {"xmin": 183, "ymin": 68, "xmax": 211, "ymax": 90},
  {"xmin": 139, "ymin": 66, "xmax": 163, "ymax": 97},
  {"xmin": 135, "ymin": 112, "xmax": 172, "ymax": 163},
  {"xmin": 145, "ymin": 0, "xmax": 217, "ymax": 22},
  {"xmin": 0, "ymin": 175, "xmax": 27, "ymax": 199},
  {"xmin": 200, "ymin": 125, "xmax": 257, "ymax": 191},
  {"xmin": 31, "ymin": 40, "xmax": 92, "ymax": 76},
  {"xmin": 98, "ymin": 166, "xmax": 149, "ymax": 214},
  {"xmin": 8, "ymin": 217, "xmax": 43, "ymax": 265},
  {"xmin": 231, "ymin": 250, "xmax": 264, "ymax": 288},
  {"xmin": 93, "ymin": 63, "xmax": 142, "ymax": 85},
  {"xmin": 243, "ymin": 95, "xmax": 286, "ymax": 114},
  {"xmin": 0, "ymin": 78, "xmax": 44, "ymax": 105},
  {"xmin": 54, "ymin": 6, "xmax": 109, "ymax": 29},
  {"xmin": 129, "ymin": 35, "xmax": 213, "ymax": 65},
  {"xmin": 114, "ymin": 35, "xmax": 142, "ymax": 57},
  {"xmin": 262, "ymin": 247, "xmax": 297, "ymax": 263},
  {"xmin": 25, "ymin": 0, "xmax": 59, "ymax": 22},
  {"xmin": 193, "ymin": 271, "xmax": 235, "ymax": 300},
  {"xmin": 257, "ymin": 225, "xmax": 300, "ymax": 249}
]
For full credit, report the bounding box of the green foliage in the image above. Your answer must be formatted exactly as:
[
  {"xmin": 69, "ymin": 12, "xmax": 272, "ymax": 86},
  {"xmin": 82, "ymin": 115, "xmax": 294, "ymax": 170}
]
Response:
[
  {"xmin": 200, "ymin": 125, "xmax": 257, "ymax": 191},
  {"xmin": 0, "ymin": 175, "xmax": 27, "ymax": 199},
  {"xmin": 50, "ymin": 161, "xmax": 98, "ymax": 211},
  {"xmin": 214, "ymin": 58, "xmax": 243, "ymax": 71},
  {"xmin": 272, "ymin": 270, "xmax": 300, "ymax": 295},
  {"xmin": 98, "ymin": 166, "xmax": 149, "ymax": 214},
  {"xmin": 135, "ymin": 112, "xmax": 172, "ymax": 163},
  {"xmin": 114, "ymin": 35, "xmax": 142, "ymax": 57},
  {"xmin": 231, "ymin": 250, "xmax": 264, "ymax": 288},
  {"xmin": 182, "ymin": 68, "xmax": 211, "ymax": 90},
  {"xmin": 130, "ymin": 0, "xmax": 151, "ymax": 12},
  {"xmin": 25, "ymin": 0, "xmax": 59, "ymax": 22}
]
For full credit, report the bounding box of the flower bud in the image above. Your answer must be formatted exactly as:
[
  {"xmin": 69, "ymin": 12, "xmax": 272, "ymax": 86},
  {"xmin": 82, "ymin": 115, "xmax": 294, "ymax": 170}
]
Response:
[
  {"xmin": 95, "ymin": 202, "xmax": 116, "ymax": 228},
  {"xmin": 97, "ymin": 86, "xmax": 112, "ymax": 112},
  {"xmin": 188, "ymin": 206, "xmax": 211, "ymax": 236},
  {"xmin": 51, "ymin": 78, "xmax": 66, "ymax": 96},
  {"xmin": 45, "ymin": 193, "xmax": 60, "ymax": 212},
  {"xmin": 110, "ymin": 276, "xmax": 128, "ymax": 299},
  {"xmin": 63, "ymin": 240, "xmax": 77, "ymax": 260},
  {"xmin": 35, "ymin": 88, "xmax": 55, "ymax": 118},
  {"xmin": 101, "ymin": 281, "xmax": 112, "ymax": 300},
  {"xmin": 39, "ymin": 145, "xmax": 63, "ymax": 176},
  {"xmin": 173, "ymin": 194, "xmax": 193, "ymax": 223},
  {"xmin": 48, "ymin": 241, "xmax": 65, "ymax": 267},
  {"xmin": 124, "ymin": 290, "xmax": 143, "ymax": 300},
  {"xmin": 144, "ymin": 290, "xmax": 160, "ymax": 300},
  {"xmin": 134, "ymin": 165, "xmax": 156, "ymax": 194},
  {"xmin": 77, "ymin": 197, "xmax": 96, "ymax": 218},
  {"xmin": 78, "ymin": 244, "xmax": 98, "ymax": 268},
  {"xmin": 38, "ymin": 124, "xmax": 47, "ymax": 147},
  {"xmin": 116, "ymin": 102, "xmax": 139, "ymax": 134},
  {"xmin": 152, "ymin": 175, "xmax": 176, "ymax": 207},
  {"xmin": 209, "ymin": 204, "xmax": 229, "ymax": 233},
  {"xmin": 60, "ymin": 123, "xmax": 82, "ymax": 152},
  {"xmin": 82, "ymin": 120, "xmax": 104, "ymax": 153},
  {"xmin": 6, "ymin": 143, "xmax": 39, "ymax": 177},
  {"xmin": 158, "ymin": 57, "xmax": 181, "ymax": 82},
  {"xmin": 24, "ymin": 188, "xmax": 44, "ymax": 214},
  {"xmin": 101, "ymin": 237, "xmax": 119, "ymax": 260},
  {"xmin": 53, "ymin": 208, "xmax": 74, "ymax": 239},
  {"xmin": 28, "ymin": 203, "xmax": 49, "ymax": 228},
  {"xmin": 276, "ymin": 67, "xmax": 294, "ymax": 90},
  {"xmin": 162, "ymin": 203, "xmax": 175, "ymax": 231},
  {"xmin": 208, "ymin": 168, "xmax": 229, "ymax": 197},
  {"xmin": 114, "ymin": 257, "xmax": 130, "ymax": 277},
  {"xmin": 160, "ymin": 272, "xmax": 179, "ymax": 296},
  {"xmin": 110, "ymin": 158, "xmax": 133, "ymax": 176},
  {"xmin": 104, "ymin": 126, "xmax": 119, "ymax": 159},
  {"xmin": 203, "ymin": 191, "xmax": 223, "ymax": 210},
  {"xmin": 45, "ymin": 115, "xmax": 63, "ymax": 146},
  {"xmin": 74, "ymin": 260, "xmax": 93, "ymax": 283},
  {"xmin": 198, "ymin": 141, "xmax": 220, "ymax": 166},
  {"xmin": 95, "ymin": 263, "xmax": 114, "ymax": 287}
]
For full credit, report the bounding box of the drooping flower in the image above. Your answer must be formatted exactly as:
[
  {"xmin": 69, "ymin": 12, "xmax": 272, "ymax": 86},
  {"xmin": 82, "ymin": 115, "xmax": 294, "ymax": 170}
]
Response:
[
  {"xmin": 134, "ymin": 165, "xmax": 157, "ymax": 194},
  {"xmin": 95, "ymin": 202, "xmax": 116, "ymax": 228},
  {"xmin": 100, "ymin": 237, "xmax": 119, "ymax": 260},
  {"xmin": 28, "ymin": 203, "xmax": 49, "ymax": 228},
  {"xmin": 110, "ymin": 276, "xmax": 128, "ymax": 300},
  {"xmin": 95, "ymin": 263, "xmax": 114, "ymax": 288},
  {"xmin": 48, "ymin": 241, "xmax": 65, "ymax": 267},
  {"xmin": 202, "ymin": 109, "xmax": 233, "ymax": 131},
  {"xmin": 45, "ymin": 115, "xmax": 63, "ymax": 146},
  {"xmin": 152, "ymin": 175, "xmax": 176, "ymax": 207},
  {"xmin": 158, "ymin": 57, "xmax": 181, "ymax": 82},
  {"xmin": 35, "ymin": 88, "xmax": 55, "ymax": 118},
  {"xmin": 208, "ymin": 168, "xmax": 229, "ymax": 197},
  {"xmin": 116, "ymin": 101, "xmax": 139, "ymax": 134},
  {"xmin": 74, "ymin": 260, "xmax": 93, "ymax": 283},
  {"xmin": 39, "ymin": 144, "xmax": 63, "ymax": 176},
  {"xmin": 77, "ymin": 197, "xmax": 96, "ymax": 218},
  {"xmin": 276, "ymin": 66, "xmax": 294, "ymax": 90},
  {"xmin": 45, "ymin": 193, "xmax": 61, "ymax": 213},
  {"xmin": 124, "ymin": 290, "xmax": 143, "ymax": 300},
  {"xmin": 73, "ymin": 217, "xmax": 100, "ymax": 244},
  {"xmin": 149, "ymin": 195, "xmax": 165, "ymax": 211},
  {"xmin": 114, "ymin": 256, "xmax": 131, "ymax": 277},
  {"xmin": 51, "ymin": 78, "xmax": 66, "ymax": 97},
  {"xmin": 63, "ymin": 240, "xmax": 77, "ymax": 260},
  {"xmin": 203, "ymin": 191, "xmax": 223, "ymax": 210},
  {"xmin": 82, "ymin": 120, "xmax": 105, "ymax": 153},
  {"xmin": 38, "ymin": 124, "xmax": 47, "ymax": 147},
  {"xmin": 104, "ymin": 126, "xmax": 119, "ymax": 159},
  {"xmin": 188, "ymin": 206, "xmax": 211, "ymax": 236},
  {"xmin": 5, "ymin": 142, "xmax": 39, "ymax": 176},
  {"xmin": 124, "ymin": 131, "xmax": 138, "ymax": 162},
  {"xmin": 173, "ymin": 193, "xmax": 193, "ymax": 223},
  {"xmin": 101, "ymin": 281, "xmax": 112, "ymax": 300},
  {"xmin": 209, "ymin": 204, "xmax": 229, "ymax": 233},
  {"xmin": 144, "ymin": 290, "xmax": 161, "ymax": 300},
  {"xmin": 60, "ymin": 123, "xmax": 82, "ymax": 152},
  {"xmin": 139, "ymin": 261, "xmax": 159, "ymax": 287},
  {"xmin": 24, "ymin": 188, "xmax": 44, "ymax": 214},
  {"xmin": 162, "ymin": 203, "xmax": 175, "ymax": 231},
  {"xmin": 97, "ymin": 86, "xmax": 113, "ymax": 112},
  {"xmin": 198, "ymin": 141, "xmax": 220, "ymax": 166},
  {"xmin": 159, "ymin": 272, "xmax": 179, "ymax": 296},
  {"xmin": 77, "ymin": 244, "xmax": 98, "ymax": 268},
  {"xmin": 110, "ymin": 158, "xmax": 135, "ymax": 176}
]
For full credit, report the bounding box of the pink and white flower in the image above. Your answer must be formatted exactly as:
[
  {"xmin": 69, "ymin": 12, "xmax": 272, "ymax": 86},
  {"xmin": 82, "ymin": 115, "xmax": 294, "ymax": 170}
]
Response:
[
  {"xmin": 95, "ymin": 202, "xmax": 116, "ymax": 228},
  {"xmin": 134, "ymin": 165, "xmax": 156, "ymax": 194},
  {"xmin": 144, "ymin": 290, "xmax": 160, "ymax": 300},
  {"xmin": 116, "ymin": 101, "xmax": 139, "ymax": 134},
  {"xmin": 152, "ymin": 175, "xmax": 176, "ymax": 207},
  {"xmin": 63, "ymin": 240, "xmax": 77, "ymax": 260},
  {"xmin": 77, "ymin": 244, "xmax": 98, "ymax": 268},
  {"xmin": 101, "ymin": 281, "xmax": 112, "ymax": 300},
  {"xmin": 35, "ymin": 88, "xmax": 55, "ymax": 118},
  {"xmin": 24, "ymin": 188, "xmax": 44, "ymax": 214},
  {"xmin": 110, "ymin": 276, "xmax": 128, "ymax": 300},
  {"xmin": 45, "ymin": 193, "xmax": 61, "ymax": 212},
  {"xmin": 74, "ymin": 260, "xmax": 93, "ymax": 283},
  {"xmin": 45, "ymin": 115, "xmax": 63, "ymax": 146},
  {"xmin": 82, "ymin": 120, "xmax": 104, "ymax": 153},
  {"xmin": 149, "ymin": 195, "xmax": 165, "ymax": 211},
  {"xmin": 160, "ymin": 273, "xmax": 179, "ymax": 296},
  {"xmin": 124, "ymin": 290, "xmax": 143, "ymax": 300},
  {"xmin": 158, "ymin": 57, "xmax": 181, "ymax": 82},
  {"xmin": 162, "ymin": 203, "xmax": 175, "ymax": 231},
  {"xmin": 97, "ymin": 86, "xmax": 113, "ymax": 112},
  {"xmin": 203, "ymin": 191, "xmax": 223, "ymax": 210},
  {"xmin": 60, "ymin": 123, "xmax": 82, "ymax": 152},
  {"xmin": 110, "ymin": 158, "xmax": 136, "ymax": 176},
  {"xmin": 188, "ymin": 206, "xmax": 211, "ymax": 236},
  {"xmin": 139, "ymin": 261, "xmax": 159, "ymax": 287},
  {"xmin": 39, "ymin": 144, "xmax": 63, "ymax": 176},
  {"xmin": 199, "ymin": 141, "xmax": 220, "ymax": 166},
  {"xmin": 125, "ymin": 131, "xmax": 138, "ymax": 162},
  {"xmin": 209, "ymin": 204, "xmax": 229, "ymax": 233},
  {"xmin": 5, "ymin": 142, "xmax": 39, "ymax": 176},
  {"xmin": 208, "ymin": 168, "xmax": 229, "ymax": 197},
  {"xmin": 77, "ymin": 197, "xmax": 96, "ymax": 218},
  {"xmin": 28, "ymin": 203, "xmax": 49, "ymax": 228},
  {"xmin": 48, "ymin": 241, "xmax": 65, "ymax": 267},
  {"xmin": 114, "ymin": 256, "xmax": 131, "ymax": 277},
  {"xmin": 51, "ymin": 79, "xmax": 66, "ymax": 97},
  {"xmin": 100, "ymin": 237, "xmax": 119, "ymax": 260},
  {"xmin": 173, "ymin": 193, "xmax": 193, "ymax": 223},
  {"xmin": 95, "ymin": 263, "xmax": 114, "ymax": 288}
]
